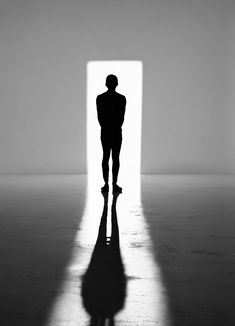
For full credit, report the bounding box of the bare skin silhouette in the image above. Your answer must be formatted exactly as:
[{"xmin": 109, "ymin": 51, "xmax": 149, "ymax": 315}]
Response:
[
  {"xmin": 81, "ymin": 193, "xmax": 127, "ymax": 326},
  {"xmin": 96, "ymin": 75, "xmax": 126, "ymax": 194}
]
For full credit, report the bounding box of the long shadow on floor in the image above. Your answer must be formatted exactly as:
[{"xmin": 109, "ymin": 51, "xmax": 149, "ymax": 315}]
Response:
[
  {"xmin": 0, "ymin": 176, "xmax": 86, "ymax": 326},
  {"xmin": 81, "ymin": 192, "xmax": 127, "ymax": 326},
  {"xmin": 141, "ymin": 176, "xmax": 235, "ymax": 326}
]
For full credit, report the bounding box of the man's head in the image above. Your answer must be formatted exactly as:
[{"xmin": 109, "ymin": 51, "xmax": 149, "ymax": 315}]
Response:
[{"xmin": 106, "ymin": 74, "xmax": 118, "ymax": 91}]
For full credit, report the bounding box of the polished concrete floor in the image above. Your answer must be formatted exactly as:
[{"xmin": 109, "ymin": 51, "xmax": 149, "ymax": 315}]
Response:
[{"xmin": 0, "ymin": 175, "xmax": 234, "ymax": 326}]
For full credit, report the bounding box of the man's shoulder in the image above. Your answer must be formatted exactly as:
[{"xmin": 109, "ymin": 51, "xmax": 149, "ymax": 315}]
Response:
[
  {"xmin": 116, "ymin": 92, "xmax": 126, "ymax": 102},
  {"xmin": 116, "ymin": 91, "xmax": 126, "ymax": 98},
  {"xmin": 96, "ymin": 92, "xmax": 107, "ymax": 101},
  {"xmin": 96, "ymin": 91, "xmax": 126, "ymax": 103}
]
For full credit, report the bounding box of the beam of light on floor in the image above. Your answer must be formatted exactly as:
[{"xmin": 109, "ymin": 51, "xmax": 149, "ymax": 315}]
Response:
[
  {"xmin": 45, "ymin": 61, "xmax": 170, "ymax": 325},
  {"xmin": 45, "ymin": 180, "xmax": 170, "ymax": 326}
]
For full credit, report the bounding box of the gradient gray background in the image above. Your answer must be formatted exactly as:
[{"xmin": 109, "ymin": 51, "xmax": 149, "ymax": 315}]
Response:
[{"xmin": 0, "ymin": 0, "xmax": 234, "ymax": 174}]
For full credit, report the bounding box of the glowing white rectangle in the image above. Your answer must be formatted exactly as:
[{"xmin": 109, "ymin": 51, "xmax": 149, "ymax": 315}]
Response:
[{"xmin": 87, "ymin": 61, "xmax": 143, "ymax": 186}]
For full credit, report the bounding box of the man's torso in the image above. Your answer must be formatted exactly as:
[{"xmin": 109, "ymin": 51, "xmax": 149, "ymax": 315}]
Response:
[{"xmin": 96, "ymin": 91, "xmax": 126, "ymax": 132}]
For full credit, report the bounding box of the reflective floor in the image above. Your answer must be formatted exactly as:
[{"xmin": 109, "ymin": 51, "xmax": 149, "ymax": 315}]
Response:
[{"xmin": 0, "ymin": 175, "xmax": 234, "ymax": 326}]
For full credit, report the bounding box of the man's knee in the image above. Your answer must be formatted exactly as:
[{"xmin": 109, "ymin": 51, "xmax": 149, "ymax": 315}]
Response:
[
  {"xmin": 102, "ymin": 154, "xmax": 110, "ymax": 166},
  {"xmin": 112, "ymin": 154, "xmax": 120, "ymax": 164}
]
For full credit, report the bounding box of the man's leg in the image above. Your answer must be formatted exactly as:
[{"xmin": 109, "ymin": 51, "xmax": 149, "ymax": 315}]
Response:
[
  {"xmin": 101, "ymin": 132, "xmax": 111, "ymax": 191},
  {"xmin": 112, "ymin": 133, "xmax": 122, "ymax": 192}
]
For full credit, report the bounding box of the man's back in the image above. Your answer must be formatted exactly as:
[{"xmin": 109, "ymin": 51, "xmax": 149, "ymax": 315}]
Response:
[
  {"xmin": 96, "ymin": 91, "xmax": 126, "ymax": 132},
  {"xmin": 97, "ymin": 74, "xmax": 126, "ymax": 193}
]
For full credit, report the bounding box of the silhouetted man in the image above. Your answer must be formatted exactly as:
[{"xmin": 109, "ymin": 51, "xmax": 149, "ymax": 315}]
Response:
[{"xmin": 96, "ymin": 75, "xmax": 126, "ymax": 193}]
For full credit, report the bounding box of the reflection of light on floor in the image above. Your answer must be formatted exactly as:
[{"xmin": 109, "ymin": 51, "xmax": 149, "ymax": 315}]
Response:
[{"xmin": 46, "ymin": 174, "xmax": 170, "ymax": 326}]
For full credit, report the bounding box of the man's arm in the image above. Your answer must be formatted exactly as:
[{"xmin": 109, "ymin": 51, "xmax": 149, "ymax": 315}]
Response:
[
  {"xmin": 96, "ymin": 95, "xmax": 103, "ymax": 127},
  {"xmin": 120, "ymin": 96, "xmax": 126, "ymax": 127}
]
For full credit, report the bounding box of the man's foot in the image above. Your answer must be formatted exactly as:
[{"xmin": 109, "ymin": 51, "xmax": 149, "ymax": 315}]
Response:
[
  {"xmin": 101, "ymin": 184, "xmax": 109, "ymax": 193},
  {"xmin": 113, "ymin": 184, "xmax": 122, "ymax": 194}
]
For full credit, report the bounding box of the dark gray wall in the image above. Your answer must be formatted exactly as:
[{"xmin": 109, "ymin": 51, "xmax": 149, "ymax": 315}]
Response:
[{"xmin": 0, "ymin": 0, "xmax": 234, "ymax": 173}]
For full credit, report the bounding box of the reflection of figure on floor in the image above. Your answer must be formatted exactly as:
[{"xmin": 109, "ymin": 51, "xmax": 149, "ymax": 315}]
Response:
[
  {"xmin": 81, "ymin": 193, "xmax": 126, "ymax": 326},
  {"xmin": 96, "ymin": 75, "xmax": 126, "ymax": 194}
]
